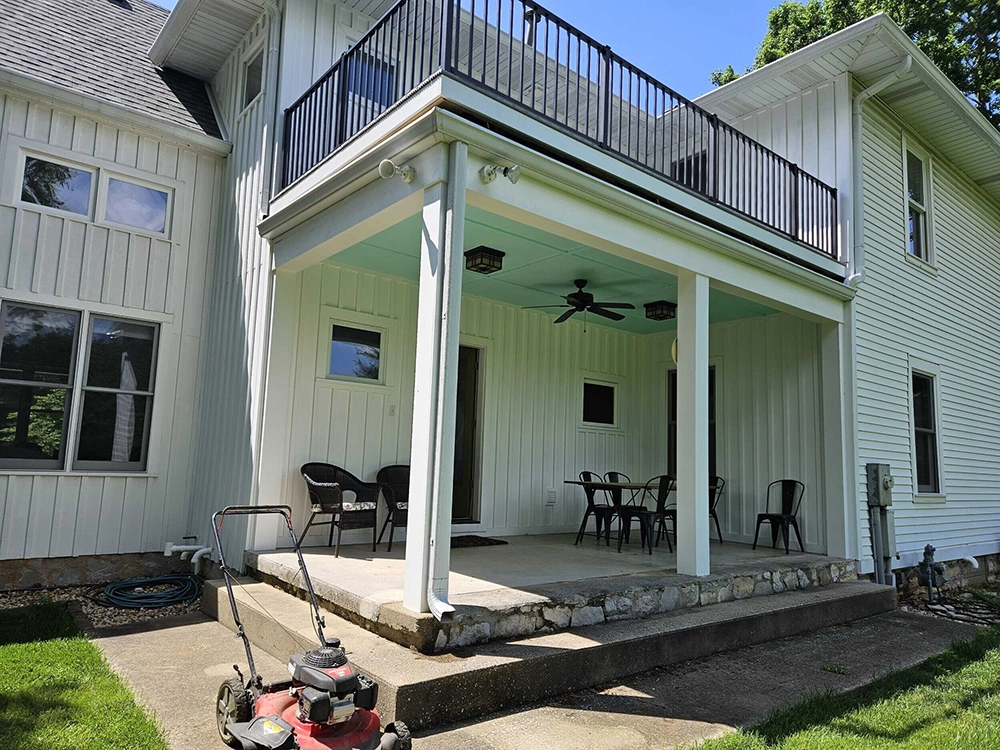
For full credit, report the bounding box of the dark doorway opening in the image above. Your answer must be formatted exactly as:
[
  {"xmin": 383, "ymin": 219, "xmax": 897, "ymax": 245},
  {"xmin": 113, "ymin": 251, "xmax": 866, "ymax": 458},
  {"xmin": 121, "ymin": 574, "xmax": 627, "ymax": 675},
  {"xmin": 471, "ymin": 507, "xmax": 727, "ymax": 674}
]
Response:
[{"xmin": 453, "ymin": 346, "xmax": 480, "ymax": 522}]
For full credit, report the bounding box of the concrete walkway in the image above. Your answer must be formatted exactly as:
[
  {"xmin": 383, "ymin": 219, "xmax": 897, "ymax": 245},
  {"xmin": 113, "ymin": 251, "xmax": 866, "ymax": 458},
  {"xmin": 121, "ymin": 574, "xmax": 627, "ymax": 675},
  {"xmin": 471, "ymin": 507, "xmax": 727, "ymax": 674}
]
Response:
[{"xmin": 95, "ymin": 611, "xmax": 977, "ymax": 750}]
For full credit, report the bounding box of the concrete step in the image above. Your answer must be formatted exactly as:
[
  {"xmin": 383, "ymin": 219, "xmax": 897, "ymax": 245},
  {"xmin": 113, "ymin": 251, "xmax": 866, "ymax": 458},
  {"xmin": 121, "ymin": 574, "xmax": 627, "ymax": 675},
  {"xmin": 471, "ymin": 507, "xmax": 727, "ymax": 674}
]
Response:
[{"xmin": 203, "ymin": 577, "xmax": 895, "ymax": 732}]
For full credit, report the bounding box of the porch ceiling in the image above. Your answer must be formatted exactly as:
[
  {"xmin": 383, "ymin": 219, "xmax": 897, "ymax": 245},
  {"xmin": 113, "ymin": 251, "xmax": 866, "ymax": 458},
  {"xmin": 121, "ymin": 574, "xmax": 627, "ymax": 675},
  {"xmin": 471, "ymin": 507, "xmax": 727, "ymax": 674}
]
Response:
[{"xmin": 332, "ymin": 207, "xmax": 777, "ymax": 334}]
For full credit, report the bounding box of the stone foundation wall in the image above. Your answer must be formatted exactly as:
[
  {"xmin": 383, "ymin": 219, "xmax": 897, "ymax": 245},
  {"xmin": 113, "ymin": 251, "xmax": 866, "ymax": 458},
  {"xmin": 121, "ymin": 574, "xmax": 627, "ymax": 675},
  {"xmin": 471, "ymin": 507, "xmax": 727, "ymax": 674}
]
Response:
[
  {"xmin": 896, "ymin": 552, "xmax": 1000, "ymax": 596},
  {"xmin": 0, "ymin": 552, "xmax": 195, "ymax": 590}
]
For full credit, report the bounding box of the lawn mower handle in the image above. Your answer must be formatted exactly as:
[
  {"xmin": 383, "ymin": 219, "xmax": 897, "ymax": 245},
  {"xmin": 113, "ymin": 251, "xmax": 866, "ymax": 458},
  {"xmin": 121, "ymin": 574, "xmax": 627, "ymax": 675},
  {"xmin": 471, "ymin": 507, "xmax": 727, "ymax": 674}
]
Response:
[{"xmin": 211, "ymin": 505, "xmax": 336, "ymax": 691}]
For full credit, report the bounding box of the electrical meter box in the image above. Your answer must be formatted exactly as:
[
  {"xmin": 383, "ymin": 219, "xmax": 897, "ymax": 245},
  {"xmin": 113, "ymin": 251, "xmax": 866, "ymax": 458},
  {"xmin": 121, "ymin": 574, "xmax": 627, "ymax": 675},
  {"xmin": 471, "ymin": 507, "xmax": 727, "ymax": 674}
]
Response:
[{"xmin": 866, "ymin": 463, "xmax": 894, "ymax": 507}]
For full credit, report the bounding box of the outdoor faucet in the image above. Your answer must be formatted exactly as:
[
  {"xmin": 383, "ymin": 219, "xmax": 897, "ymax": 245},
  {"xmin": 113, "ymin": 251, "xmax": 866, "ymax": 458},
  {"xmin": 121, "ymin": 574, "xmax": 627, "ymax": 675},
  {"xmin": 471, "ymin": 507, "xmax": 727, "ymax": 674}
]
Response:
[{"xmin": 916, "ymin": 544, "xmax": 947, "ymax": 603}]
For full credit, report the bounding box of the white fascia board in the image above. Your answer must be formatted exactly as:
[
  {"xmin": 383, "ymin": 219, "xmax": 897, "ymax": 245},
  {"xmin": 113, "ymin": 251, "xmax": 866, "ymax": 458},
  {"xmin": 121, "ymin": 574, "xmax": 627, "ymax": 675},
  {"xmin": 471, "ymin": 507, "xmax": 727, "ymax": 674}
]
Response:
[
  {"xmin": 0, "ymin": 69, "xmax": 231, "ymax": 157},
  {"xmin": 149, "ymin": 0, "xmax": 202, "ymax": 68}
]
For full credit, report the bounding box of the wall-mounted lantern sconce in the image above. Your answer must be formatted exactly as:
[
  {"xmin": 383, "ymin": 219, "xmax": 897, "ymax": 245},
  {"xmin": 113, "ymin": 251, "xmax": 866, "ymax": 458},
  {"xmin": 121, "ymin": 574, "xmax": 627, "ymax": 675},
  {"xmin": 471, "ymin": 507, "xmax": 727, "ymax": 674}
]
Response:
[
  {"xmin": 643, "ymin": 300, "xmax": 677, "ymax": 321},
  {"xmin": 464, "ymin": 246, "xmax": 505, "ymax": 274},
  {"xmin": 378, "ymin": 158, "xmax": 415, "ymax": 183},
  {"xmin": 479, "ymin": 164, "xmax": 521, "ymax": 185}
]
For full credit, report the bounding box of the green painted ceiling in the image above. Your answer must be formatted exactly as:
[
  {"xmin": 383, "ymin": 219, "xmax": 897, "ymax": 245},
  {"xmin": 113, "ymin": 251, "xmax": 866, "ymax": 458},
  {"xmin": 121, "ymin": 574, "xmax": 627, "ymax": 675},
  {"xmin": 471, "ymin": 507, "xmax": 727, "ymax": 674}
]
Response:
[{"xmin": 332, "ymin": 207, "xmax": 776, "ymax": 334}]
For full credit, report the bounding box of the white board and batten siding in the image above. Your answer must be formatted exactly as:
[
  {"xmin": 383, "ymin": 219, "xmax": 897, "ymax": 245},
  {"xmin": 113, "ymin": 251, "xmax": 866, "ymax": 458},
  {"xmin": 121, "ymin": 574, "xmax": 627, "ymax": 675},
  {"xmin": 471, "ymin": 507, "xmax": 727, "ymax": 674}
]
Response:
[
  {"xmin": 854, "ymin": 99, "xmax": 1000, "ymax": 565},
  {"xmin": 269, "ymin": 261, "xmax": 828, "ymax": 551},
  {"xmin": 0, "ymin": 90, "xmax": 222, "ymax": 560}
]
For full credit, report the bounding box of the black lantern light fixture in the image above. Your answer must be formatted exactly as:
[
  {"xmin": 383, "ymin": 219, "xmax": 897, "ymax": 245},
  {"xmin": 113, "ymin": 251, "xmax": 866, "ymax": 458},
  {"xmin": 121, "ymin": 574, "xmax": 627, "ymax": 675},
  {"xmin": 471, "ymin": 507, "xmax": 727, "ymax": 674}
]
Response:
[
  {"xmin": 464, "ymin": 246, "xmax": 505, "ymax": 274},
  {"xmin": 644, "ymin": 300, "xmax": 677, "ymax": 321}
]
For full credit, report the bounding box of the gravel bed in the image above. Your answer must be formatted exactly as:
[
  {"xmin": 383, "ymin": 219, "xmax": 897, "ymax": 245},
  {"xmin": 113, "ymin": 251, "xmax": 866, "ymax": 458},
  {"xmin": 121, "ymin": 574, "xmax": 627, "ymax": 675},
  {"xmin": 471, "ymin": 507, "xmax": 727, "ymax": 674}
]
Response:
[
  {"xmin": 0, "ymin": 583, "xmax": 202, "ymax": 629},
  {"xmin": 900, "ymin": 588, "xmax": 1000, "ymax": 627}
]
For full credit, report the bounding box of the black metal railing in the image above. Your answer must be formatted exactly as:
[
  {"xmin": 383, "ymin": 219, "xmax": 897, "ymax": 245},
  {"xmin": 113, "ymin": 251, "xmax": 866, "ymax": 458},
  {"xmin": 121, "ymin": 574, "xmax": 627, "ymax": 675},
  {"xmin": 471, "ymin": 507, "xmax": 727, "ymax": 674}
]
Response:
[{"xmin": 281, "ymin": 0, "xmax": 839, "ymax": 260}]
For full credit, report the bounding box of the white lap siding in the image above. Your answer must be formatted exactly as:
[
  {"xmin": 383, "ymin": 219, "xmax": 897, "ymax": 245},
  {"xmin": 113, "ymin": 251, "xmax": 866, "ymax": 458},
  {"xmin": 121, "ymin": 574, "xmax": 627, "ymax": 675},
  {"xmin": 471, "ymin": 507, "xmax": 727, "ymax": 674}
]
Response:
[
  {"xmin": 0, "ymin": 90, "xmax": 222, "ymax": 560},
  {"xmin": 855, "ymin": 101, "xmax": 1000, "ymax": 567}
]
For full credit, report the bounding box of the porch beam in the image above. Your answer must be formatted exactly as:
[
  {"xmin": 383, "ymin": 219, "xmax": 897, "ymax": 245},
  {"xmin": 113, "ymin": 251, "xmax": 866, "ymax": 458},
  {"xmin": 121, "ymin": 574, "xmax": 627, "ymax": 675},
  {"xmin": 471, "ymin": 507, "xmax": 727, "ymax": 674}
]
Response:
[
  {"xmin": 403, "ymin": 140, "xmax": 468, "ymax": 618},
  {"xmin": 676, "ymin": 270, "xmax": 711, "ymax": 577}
]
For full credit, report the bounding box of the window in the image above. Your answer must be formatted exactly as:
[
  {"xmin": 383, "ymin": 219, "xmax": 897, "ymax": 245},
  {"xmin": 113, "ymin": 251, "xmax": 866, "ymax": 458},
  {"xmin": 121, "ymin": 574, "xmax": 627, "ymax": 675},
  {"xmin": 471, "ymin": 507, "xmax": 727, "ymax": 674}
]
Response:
[
  {"xmin": 582, "ymin": 381, "xmax": 615, "ymax": 426},
  {"xmin": 668, "ymin": 368, "xmax": 717, "ymax": 477},
  {"xmin": 911, "ymin": 371, "xmax": 940, "ymax": 494},
  {"xmin": 346, "ymin": 52, "xmax": 397, "ymax": 108},
  {"xmin": 0, "ymin": 304, "xmax": 79, "ymax": 469},
  {"xmin": 329, "ymin": 325, "xmax": 382, "ymax": 381},
  {"xmin": 104, "ymin": 178, "xmax": 170, "ymax": 234},
  {"xmin": 0, "ymin": 302, "xmax": 158, "ymax": 472},
  {"xmin": 20, "ymin": 155, "xmax": 93, "ymax": 216},
  {"xmin": 244, "ymin": 50, "xmax": 264, "ymax": 109},
  {"xmin": 905, "ymin": 148, "xmax": 930, "ymax": 261},
  {"xmin": 75, "ymin": 317, "xmax": 157, "ymax": 471}
]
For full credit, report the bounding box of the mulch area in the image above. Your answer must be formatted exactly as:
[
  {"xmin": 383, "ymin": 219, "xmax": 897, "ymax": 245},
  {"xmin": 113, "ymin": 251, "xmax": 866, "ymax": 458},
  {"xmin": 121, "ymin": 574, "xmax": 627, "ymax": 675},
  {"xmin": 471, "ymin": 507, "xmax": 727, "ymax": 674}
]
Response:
[{"xmin": 0, "ymin": 583, "xmax": 202, "ymax": 629}]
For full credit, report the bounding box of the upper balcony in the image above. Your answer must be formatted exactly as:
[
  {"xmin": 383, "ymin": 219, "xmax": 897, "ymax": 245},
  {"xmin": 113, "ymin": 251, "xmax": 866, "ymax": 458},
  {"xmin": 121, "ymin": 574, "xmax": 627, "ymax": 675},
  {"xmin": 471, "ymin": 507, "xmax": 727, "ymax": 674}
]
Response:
[{"xmin": 278, "ymin": 0, "xmax": 840, "ymax": 267}]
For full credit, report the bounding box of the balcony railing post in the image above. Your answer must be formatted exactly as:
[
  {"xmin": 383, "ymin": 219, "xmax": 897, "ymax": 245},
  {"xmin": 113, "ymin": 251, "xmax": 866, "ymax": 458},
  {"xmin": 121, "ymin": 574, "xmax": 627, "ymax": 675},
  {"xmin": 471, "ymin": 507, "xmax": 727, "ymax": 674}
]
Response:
[
  {"xmin": 790, "ymin": 163, "xmax": 800, "ymax": 241},
  {"xmin": 599, "ymin": 45, "xmax": 612, "ymax": 149},
  {"xmin": 441, "ymin": 0, "xmax": 455, "ymax": 72},
  {"xmin": 334, "ymin": 62, "xmax": 349, "ymax": 147},
  {"xmin": 709, "ymin": 114, "xmax": 720, "ymax": 202},
  {"xmin": 281, "ymin": 108, "xmax": 292, "ymax": 190}
]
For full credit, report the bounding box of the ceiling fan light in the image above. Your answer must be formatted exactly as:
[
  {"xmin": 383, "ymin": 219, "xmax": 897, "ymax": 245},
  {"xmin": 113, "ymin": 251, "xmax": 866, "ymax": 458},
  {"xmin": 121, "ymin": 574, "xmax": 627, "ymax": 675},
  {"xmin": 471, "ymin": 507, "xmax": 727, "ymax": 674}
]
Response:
[
  {"xmin": 644, "ymin": 300, "xmax": 677, "ymax": 321},
  {"xmin": 465, "ymin": 246, "xmax": 505, "ymax": 274}
]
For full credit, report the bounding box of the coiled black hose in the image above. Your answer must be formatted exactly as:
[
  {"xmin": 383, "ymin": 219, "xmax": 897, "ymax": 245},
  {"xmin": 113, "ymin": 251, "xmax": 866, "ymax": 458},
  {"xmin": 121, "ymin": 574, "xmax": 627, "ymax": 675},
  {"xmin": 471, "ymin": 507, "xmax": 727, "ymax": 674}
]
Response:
[{"xmin": 100, "ymin": 574, "xmax": 202, "ymax": 609}]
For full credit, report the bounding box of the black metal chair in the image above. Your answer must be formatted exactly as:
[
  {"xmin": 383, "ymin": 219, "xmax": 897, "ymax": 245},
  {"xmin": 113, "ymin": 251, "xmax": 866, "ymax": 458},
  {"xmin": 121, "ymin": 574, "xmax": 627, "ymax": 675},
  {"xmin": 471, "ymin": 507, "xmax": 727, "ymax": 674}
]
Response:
[
  {"xmin": 752, "ymin": 479, "xmax": 806, "ymax": 554},
  {"xmin": 604, "ymin": 471, "xmax": 647, "ymax": 552},
  {"xmin": 709, "ymin": 476, "xmax": 726, "ymax": 543},
  {"xmin": 638, "ymin": 475, "xmax": 675, "ymax": 554},
  {"xmin": 574, "ymin": 471, "xmax": 616, "ymax": 545},
  {"xmin": 375, "ymin": 464, "xmax": 409, "ymax": 552},
  {"xmin": 300, "ymin": 463, "xmax": 382, "ymax": 557}
]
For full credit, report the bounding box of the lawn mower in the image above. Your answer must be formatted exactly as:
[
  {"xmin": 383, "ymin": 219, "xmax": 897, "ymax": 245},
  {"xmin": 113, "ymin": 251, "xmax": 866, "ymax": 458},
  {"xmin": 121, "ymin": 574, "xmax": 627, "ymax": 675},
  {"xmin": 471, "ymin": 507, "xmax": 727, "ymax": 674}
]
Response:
[{"xmin": 211, "ymin": 505, "xmax": 410, "ymax": 750}]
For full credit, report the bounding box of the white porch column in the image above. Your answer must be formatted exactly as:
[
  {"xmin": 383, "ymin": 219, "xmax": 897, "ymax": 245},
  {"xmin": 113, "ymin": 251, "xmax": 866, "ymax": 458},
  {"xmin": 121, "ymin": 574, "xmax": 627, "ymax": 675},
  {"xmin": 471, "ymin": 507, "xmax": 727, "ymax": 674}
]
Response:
[
  {"xmin": 821, "ymin": 318, "xmax": 855, "ymax": 559},
  {"xmin": 676, "ymin": 270, "xmax": 710, "ymax": 576},
  {"xmin": 403, "ymin": 141, "xmax": 468, "ymax": 618}
]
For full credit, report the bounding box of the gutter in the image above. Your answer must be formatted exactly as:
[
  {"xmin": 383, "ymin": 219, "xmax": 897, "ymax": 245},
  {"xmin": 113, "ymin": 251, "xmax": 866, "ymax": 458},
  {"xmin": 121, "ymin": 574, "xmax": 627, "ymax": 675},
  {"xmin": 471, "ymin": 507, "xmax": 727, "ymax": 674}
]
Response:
[{"xmin": 847, "ymin": 54, "xmax": 912, "ymax": 287}]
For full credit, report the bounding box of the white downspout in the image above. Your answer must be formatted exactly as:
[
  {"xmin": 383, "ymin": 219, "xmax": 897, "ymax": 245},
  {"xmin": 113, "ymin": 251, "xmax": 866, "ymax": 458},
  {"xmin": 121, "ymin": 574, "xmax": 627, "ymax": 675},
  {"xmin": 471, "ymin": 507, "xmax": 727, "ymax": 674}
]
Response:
[
  {"xmin": 259, "ymin": 0, "xmax": 283, "ymax": 216},
  {"xmin": 848, "ymin": 55, "xmax": 912, "ymax": 287}
]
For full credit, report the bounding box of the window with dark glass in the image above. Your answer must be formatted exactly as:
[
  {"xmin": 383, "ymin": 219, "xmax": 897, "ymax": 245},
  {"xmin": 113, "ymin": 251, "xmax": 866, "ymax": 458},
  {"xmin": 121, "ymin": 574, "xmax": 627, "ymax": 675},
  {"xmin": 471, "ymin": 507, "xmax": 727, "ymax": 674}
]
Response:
[
  {"xmin": 105, "ymin": 178, "xmax": 170, "ymax": 234},
  {"xmin": 21, "ymin": 156, "xmax": 93, "ymax": 216},
  {"xmin": 244, "ymin": 50, "xmax": 264, "ymax": 109},
  {"xmin": 75, "ymin": 317, "xmax": 157, "ymax": 470},
  {"xmin": 583, "ymin": 382, "xmax": 615, "ymax": 425},
  {"xmin": 906, "ymin": 150, "xmax": 928, "ymax": 260},
  {"xmin": 668, "ymin": 368, "xmax": 717, "ymax": 477},
  {"xmin": 329, "ymin": 325, "xmax": 381, "ymax": 381},
  {"xmin": 0, "ymin": 303, "xmax": 79, "ymax": 469},
  {"xmin": 912, "ymin": 372, "xmax": 940, "ymax": 494},
  {"xmin": 346, "ymin": 52, "xmax": 397, "ymax": 108}
]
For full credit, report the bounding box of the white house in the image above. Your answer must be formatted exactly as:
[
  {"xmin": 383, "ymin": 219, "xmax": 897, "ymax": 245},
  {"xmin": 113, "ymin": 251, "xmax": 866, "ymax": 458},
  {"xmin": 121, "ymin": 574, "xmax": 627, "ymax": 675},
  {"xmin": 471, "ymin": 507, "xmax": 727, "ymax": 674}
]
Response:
[{"xmin": 0, "ymin": 0, "xmax": 996, "ymax": 616}]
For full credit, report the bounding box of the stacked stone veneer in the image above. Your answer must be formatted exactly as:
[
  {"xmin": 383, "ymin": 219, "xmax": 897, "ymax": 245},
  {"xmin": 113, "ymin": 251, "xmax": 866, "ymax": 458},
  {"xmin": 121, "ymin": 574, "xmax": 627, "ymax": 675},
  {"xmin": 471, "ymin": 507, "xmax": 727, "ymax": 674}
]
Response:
[
  {"xmin": 897, "ymin": 552, "xmax": 1000, "ymax": 597},
  {"xmin": 433, "ymin": 559, "xmax": 859, "ymax": 651}
]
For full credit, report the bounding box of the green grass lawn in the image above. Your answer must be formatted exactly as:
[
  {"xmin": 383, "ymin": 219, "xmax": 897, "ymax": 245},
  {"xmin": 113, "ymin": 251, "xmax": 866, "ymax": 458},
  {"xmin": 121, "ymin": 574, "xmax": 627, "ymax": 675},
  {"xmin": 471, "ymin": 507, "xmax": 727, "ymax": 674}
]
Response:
[
  {"xmin": 702, "ymin": 625, "xmax": 1000, "ymax": 750},
  {"xmin": 0, "ymin": 601, "xmax": 169, "ymax": 750}
]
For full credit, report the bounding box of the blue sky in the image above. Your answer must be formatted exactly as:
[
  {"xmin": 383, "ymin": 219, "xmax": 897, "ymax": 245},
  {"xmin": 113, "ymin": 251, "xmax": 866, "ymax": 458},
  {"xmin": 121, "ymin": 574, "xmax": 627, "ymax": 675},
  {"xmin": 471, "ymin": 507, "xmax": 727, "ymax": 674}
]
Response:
[{"xmin": 147, "ymin": 0, "xmax": 775, "ymax": 99}]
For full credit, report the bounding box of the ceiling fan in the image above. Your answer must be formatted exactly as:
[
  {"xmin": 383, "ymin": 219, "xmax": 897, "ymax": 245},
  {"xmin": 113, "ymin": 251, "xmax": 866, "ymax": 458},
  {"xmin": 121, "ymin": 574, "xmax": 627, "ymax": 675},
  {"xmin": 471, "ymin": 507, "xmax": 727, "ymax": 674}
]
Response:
[{"xmin": 523, "ymin": 279, "xmax": 635, "ymax": 324}]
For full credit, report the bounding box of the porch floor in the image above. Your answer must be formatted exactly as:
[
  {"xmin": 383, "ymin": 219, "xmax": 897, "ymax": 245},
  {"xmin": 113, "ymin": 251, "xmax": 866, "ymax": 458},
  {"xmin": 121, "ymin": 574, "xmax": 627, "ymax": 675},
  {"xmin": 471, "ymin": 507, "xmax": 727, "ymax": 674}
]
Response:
[{"xmin": 246, "ymin": 534, "xmax": 857, "ymax": 651}]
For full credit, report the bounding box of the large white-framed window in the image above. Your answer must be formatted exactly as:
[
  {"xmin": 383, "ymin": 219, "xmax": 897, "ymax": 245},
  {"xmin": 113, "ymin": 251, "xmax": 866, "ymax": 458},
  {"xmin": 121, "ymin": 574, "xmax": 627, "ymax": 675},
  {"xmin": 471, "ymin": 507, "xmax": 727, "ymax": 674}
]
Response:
[
  {"xmin": 0, "ymin": 301, "xmax": 159, "ymax": 473},
  {"xmin": 18, "ymin": 152, "xmax": 96, "ymax": 219},
  {"xmin": 902, "ymin": 136, "xmax": 934, "ymax": 264},
  {"xmin": 908, "ymin": 358, "xmax": 944, "ymax": 499},
  {"xmin": 98, "ymin": 172, "xmax": 173, "ymax": 238}
]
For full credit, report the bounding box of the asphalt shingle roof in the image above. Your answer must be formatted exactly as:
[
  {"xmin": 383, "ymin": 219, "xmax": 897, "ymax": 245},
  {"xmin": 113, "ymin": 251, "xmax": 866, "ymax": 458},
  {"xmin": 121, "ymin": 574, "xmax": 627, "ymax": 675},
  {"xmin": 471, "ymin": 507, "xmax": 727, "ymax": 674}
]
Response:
[{"xmin": 0, "ymin": 0, "xmax": 222, "ymax": 140}]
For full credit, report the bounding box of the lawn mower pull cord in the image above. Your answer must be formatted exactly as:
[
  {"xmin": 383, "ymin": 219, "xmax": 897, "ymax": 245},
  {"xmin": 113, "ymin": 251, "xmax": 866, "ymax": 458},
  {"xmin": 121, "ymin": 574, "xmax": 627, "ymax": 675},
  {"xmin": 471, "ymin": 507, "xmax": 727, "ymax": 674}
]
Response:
[{"xmin": 211, "ymin": 505, "xmax": 410, "ymax": 750}]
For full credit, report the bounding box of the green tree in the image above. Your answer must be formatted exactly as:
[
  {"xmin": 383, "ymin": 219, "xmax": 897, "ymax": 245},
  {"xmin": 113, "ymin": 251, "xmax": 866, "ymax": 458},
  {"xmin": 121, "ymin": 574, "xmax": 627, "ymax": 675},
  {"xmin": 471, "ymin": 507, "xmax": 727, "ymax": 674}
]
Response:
[{"xmin": 712, "ymin": 0, "xmax": 1000, "ymax": 128}]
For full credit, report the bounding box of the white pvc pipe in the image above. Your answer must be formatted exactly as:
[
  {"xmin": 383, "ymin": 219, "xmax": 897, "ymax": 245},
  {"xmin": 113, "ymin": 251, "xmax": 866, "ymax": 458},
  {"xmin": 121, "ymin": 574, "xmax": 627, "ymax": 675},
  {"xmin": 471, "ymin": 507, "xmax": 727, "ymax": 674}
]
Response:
[
  {"xmin": 848, "ymin": 55, "xmax": 912, "ymax": 287},
  {"xmin": 964, "ymin": 556, "xmax": 980, "ymax": 571}
]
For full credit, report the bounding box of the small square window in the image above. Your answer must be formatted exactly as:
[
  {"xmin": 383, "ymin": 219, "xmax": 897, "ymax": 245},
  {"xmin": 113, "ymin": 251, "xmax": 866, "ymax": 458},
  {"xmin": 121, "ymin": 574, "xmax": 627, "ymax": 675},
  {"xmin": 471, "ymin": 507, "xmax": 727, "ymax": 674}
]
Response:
[
  {"xmin": 583, "ymin": 381, "xmax": 615, "ymax": 425},
  {"xmin": 329, "ymin": 325, "xmax": 381, "ymax": 381},
  {"xmin": 244, "ymin": 50, "xmax": 264, "ymax": 109},
  {"xmin": 105, "ymin": 178, "xmax": 170, "ymax": 234},
  {"xmin": 21, "ymin": 156, "xmax": 93, "ymax": 216}
]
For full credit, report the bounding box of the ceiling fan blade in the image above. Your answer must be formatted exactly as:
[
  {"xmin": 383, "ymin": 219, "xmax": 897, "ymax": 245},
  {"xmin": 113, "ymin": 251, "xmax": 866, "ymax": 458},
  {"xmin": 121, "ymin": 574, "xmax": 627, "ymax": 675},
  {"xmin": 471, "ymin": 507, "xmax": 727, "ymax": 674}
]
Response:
[
  {"xmin": 592, "ymin": 302, "xmax": 635, "ymax": 309},
  {"xmin": 588, "ymin": 305, "xmax": 626, "ymax": 321},
  {"xmin": 522, "ymin": 305, "xmax": 572, "ymax": 309},
  {"xmin": 554, "ymin": 308, "xmax": 579, "ymax": 324}
]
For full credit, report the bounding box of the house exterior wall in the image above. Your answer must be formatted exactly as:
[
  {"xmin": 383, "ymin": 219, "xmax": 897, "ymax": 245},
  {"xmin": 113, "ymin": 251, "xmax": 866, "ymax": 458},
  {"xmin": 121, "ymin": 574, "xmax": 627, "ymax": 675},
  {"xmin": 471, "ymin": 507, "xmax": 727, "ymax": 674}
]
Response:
[
  {"xmin": 0, "ymin": 89, "xmax": 222, "ymax": 560},
  {"xmin": 854, "ymin": 98, "xmax": 1000, "ymax": 566}
]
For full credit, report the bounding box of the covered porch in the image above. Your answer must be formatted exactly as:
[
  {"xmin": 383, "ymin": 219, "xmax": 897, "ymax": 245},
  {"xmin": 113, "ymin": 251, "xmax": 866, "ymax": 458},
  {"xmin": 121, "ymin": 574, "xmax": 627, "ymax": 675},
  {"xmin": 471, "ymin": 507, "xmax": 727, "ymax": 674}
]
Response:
[{"xmin": 255, "ymin": 116, "xmax": 854, "ymax": 623}]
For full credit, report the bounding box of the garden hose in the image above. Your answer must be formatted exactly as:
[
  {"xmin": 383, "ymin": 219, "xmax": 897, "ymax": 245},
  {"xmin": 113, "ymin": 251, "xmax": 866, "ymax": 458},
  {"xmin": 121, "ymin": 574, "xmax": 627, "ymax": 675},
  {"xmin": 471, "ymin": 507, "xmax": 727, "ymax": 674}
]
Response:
[{"xmin": 98, "ymin": 574, "xmax": 202, "ymax": 609}]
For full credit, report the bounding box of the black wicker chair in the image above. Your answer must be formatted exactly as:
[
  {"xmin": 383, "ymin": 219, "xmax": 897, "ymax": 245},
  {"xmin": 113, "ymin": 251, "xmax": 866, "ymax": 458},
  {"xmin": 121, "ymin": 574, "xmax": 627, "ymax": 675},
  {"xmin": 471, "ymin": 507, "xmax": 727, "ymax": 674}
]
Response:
[
  {"xmin": 300, "ymin": 463, "xmax": 382, "ymax": 557},
  {"xmin": 604, "ymin": 471, "xmax": 647, "ymax": 552},
  {"xmin": 752, "ymin": 479, "xmax": 805, "ymax": 554},
  {"xmin": 638, "ymin": 475, "xmax": 675, "ymax": 554},
  {"xmin": 376, "ymin": 464, "xmax": 409, "ymax": 552},
  {"xmin": 574, "ymin": 471, "xmax": 616, "ymax": 545}
]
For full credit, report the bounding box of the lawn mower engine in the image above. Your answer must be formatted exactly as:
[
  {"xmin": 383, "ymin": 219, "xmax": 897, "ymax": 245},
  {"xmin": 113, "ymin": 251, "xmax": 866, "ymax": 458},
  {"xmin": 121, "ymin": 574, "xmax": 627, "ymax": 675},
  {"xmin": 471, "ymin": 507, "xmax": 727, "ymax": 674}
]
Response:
[{"xmin": 222, "ymin": 645, "xmax": 409, "ymax": 750}]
